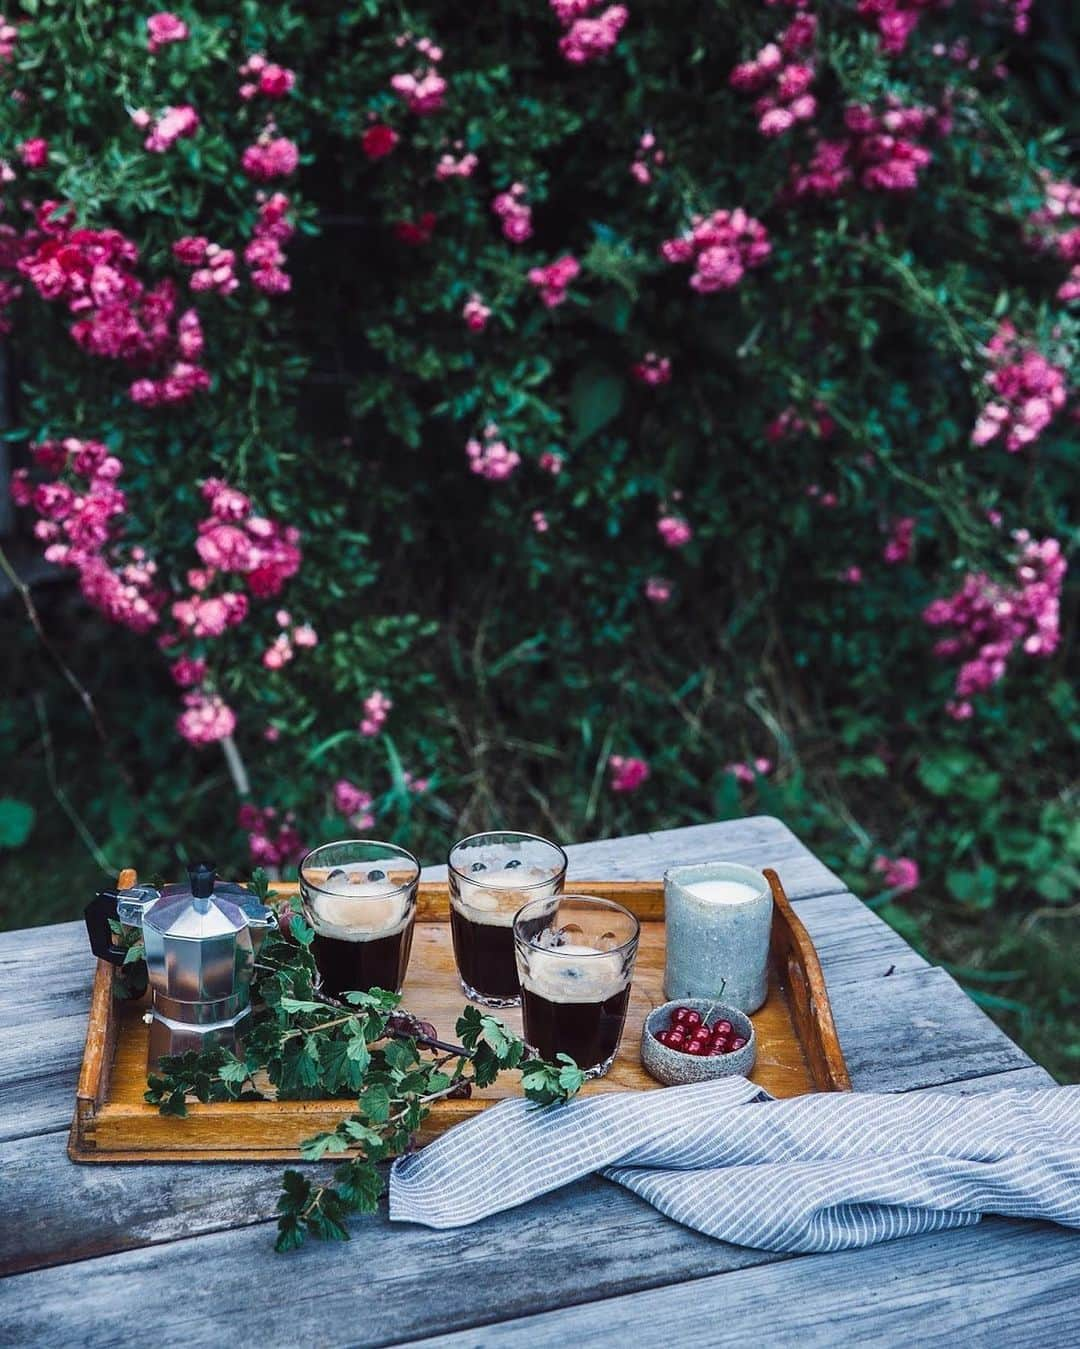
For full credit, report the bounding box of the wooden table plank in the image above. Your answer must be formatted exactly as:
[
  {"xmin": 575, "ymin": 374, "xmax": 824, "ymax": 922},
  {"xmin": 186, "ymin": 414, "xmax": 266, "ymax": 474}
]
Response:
[{"xmin": 410, "ymin": 1219, "xmax": 1080, "ymax": 1349}]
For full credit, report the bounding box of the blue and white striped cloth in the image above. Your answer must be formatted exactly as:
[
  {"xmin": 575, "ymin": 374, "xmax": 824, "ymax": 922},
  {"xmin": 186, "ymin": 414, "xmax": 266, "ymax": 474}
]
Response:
[{"xmin": 389, "ymin": 1078, "xmax": 1080, "ymax": 1252}]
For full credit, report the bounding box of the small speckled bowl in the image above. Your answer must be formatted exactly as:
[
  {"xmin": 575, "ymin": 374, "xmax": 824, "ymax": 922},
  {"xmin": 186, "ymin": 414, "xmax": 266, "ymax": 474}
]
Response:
[{"xmin": 641, "ymin": 998, "xmax": 756, "ymax": 1086}]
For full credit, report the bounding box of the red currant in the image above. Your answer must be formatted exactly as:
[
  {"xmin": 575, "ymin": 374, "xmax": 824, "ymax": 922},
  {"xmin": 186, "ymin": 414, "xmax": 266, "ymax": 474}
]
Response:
[
  {"xmin": 671, "ymin": 1007, "xmax": 693, "ymax": 1026},
  {"xmin": 713, "ymin": 1020, "xmax": 733, "ymax": 1037},
  {"xmin": 683, "ymin": 1009, "xmax": 703, "ymax": 1029},
  {"xmin": 730, "ymin": 1035, "xmax": 747, "ymax": 1050},
  {"xmin": 707, "ymin": 1044, "xmax": 729, "ymax": 1056},
  {"xmin": 667, "ymin": 1030, "xmax": 686, "ymax": 1047},
  {"xmin": 684, "ymin": 1040, "xmax": 707, "ymax": 1056}
]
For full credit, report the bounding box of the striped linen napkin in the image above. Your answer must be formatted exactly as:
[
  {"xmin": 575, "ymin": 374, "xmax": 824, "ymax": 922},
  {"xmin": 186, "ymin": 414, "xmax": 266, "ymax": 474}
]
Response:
[{"xmin": 389, "ymin": 1077, "xmax": 1080, "ymax": 1252}]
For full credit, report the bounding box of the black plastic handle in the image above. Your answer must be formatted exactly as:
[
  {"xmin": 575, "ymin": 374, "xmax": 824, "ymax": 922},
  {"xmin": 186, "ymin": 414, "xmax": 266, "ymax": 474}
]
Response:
[{"xmin": 84, "ymin": 890, "xmax": 127, "ymax": 965}]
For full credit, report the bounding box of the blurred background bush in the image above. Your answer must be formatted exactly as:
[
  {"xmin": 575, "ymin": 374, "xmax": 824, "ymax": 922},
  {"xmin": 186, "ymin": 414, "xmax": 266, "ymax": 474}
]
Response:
[{"xmin": 0, "ymin": 2, "xmax": 1076, "ymax": 1078}]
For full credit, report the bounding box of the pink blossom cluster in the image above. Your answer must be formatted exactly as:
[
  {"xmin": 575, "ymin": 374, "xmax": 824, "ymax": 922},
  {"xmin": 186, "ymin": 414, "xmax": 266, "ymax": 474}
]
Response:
[
  {"xmin": 872, "ymin": 854, "xmax": 920, "ymax": 893},
  {"xmin": 657, "ymin": 514, "xmax": 692, "ymax": 549},
  {"xmin": 923, "ymin": 533, "xmax": 1066, "ymax": 718},
  {"xmin": 660, "ymin": 209, "xmax": 771, "ymax": 293},
  {"xmin": 241, "ymin": 127, "xmax": 299, "ymax": 182},
  {"xmin": 173, "ymin": 235, "xmax": 238, "ymax": 295},
  {"xmin": 188, "ymin": 476, "xmax": 302, "ymax": 599},
  {"xmin": 237, "ymin": 803, "xmax": 306, "ymax": 867},
  {"xmin": 608, "ymin": 754, "xmax": 650, "ymax": 793},
  {"xmin": 632, "ymin": 352, "xmax": 672, "ymax": 385},
  {"xmin": 644, "ymin": 576, "xmax": 672, "ymax": 604},
  {"xmin": 883, "ymin": 516, "xmax": 916, "ymax": 564},
  {"xmin": 178, "ymin": 692, "xmax": 237, "ymax": 746},
  {"xmin": 146, "ymin": 12, "xmax": 188, "ymax": 54},
  {"xmin": 528, "ymin": 254, "xmax": 580, "ymax": 308},
  {"xmin": 462, "ymin": 293, "xmax": 491, "ymax": 331},
  {"xmin": 263, "ymin": 609, "xmax": 318, "ymax": 669},
  {"xmin": 238, "ymin": 52, "xmax": 296, "ymax": 102},
  {"xmin": 730, "ymin": 15, "xmax": 817, "ymax": 138},
  {"xmin": 787, "ymin": 101, "xmax": 937, "ymax": 200},
  {"xmin": 531, "ymin": 509, "xmax": 550, "ymax": 533},
  {"xmin": 390, "ymin": 35, "xmax": 447, "ymax": 115},
  {"xmin": 766, "ymin": 402, "xmax": 836, "ymax": 441},
  {"xmin": 551, "ymin": 1, "xmax": 629, "ymax": 66},
  {"xmin": 1025, "ymin": 177, "xmax": 1080, "ymax": 304},
  {"xmin": 856, "ymin": 0, "xmax": 948, "ymax": 55},
  {"xmin": 16, "ymin": 201, "xmax": 211, "ymax": 405},
  {"xmin": 10, "ymin": 436, "xmax": 164, "ymax": 633},
  {"xmin": 169, "ymin": 656, "xmax": 206, "ymax": 688},
  {"xmin": 333, "ymin": 780, "xmax": 375, "ymax": 829},
  {"xmin": 143, "ymin": 105, "xmax": 200, "ymax": 154},
  {"xmin": 539, "ymin": 451, "xmax": 564, "ymax": 475},
  {"xmin": 466, "ymin": 423, "xmax": 521, "ymax": 481},
  {"xmin": 491, "ymin": 184, "xmax": 532, "ymax": 244},
  {"xmin": 436, "ymin": 149, "xmax": 478, "ymax": 180},
  {"xmin": 630, "ymin": 131, "xmax": 664, "ymax": 185},
  {"xmin": 245, "ymin": 192, "xmax": 294, "ymax": 295},
  {"xmin": 972, "ymin": 322, "xmax": 1068, "ymax": 452},
  {"xmin": 725, "ymin": 757, "xmax": 773, "ymax": 783},
  {"xmin": 359, "ymin": 689, "xmax": 392, "ymax": 738}
]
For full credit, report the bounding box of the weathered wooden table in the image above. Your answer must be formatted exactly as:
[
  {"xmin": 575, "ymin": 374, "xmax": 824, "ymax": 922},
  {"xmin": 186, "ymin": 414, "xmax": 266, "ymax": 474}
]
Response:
[{"xmin": 1, "ymin": 817, "xmax": 1076, "ymax": 1346}]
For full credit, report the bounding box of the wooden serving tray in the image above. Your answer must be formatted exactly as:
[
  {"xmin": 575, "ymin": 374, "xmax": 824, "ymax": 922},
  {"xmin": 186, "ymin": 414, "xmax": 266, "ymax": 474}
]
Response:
[{"xmin": 70, "ymin": 870, "xmax": 850, "ymax": 1162}]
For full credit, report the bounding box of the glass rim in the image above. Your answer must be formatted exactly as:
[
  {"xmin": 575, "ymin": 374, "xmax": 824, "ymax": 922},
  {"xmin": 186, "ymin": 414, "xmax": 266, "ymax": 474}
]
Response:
[
  {"xmin": 299, "ymin": 838, "xmax": 420, "ymax": 898},
  {"xmin": 447, "ymin": 830, "xmax": 568, "ymax": 890},
  {"xmin": 663, "ymin": 860, "xmax": 769, "ymax": 898},
  {"xmin": 512, "ymin": 892, "xmax": 641, "ymax": 957}
]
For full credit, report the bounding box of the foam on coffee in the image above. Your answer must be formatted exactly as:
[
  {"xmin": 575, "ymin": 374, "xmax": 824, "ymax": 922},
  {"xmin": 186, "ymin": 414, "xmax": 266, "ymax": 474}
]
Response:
[
  {"xmin": 451, "ymin": 865, "xmax": 557, "ymax": 927},
  {"xmin": 520, "ymin": 942, "xmax": 628, "ymax": 1004},
  {"xmin": 304, "ymin": 871, "xmax": 412, "ymax": 942}
]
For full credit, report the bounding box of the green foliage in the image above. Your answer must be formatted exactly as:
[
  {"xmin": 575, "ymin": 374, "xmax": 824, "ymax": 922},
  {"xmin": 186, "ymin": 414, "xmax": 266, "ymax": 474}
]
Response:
[{"xmin": 0, "ymin": 3, "xmax": 1076, "ymax": 1079}]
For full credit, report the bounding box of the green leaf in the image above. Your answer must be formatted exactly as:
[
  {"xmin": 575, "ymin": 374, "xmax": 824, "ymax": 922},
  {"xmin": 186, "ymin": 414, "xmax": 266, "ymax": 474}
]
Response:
[
  {"xmin": 0, "ymin": 798, "xmax": 35, "ymax": 850},
  {"xmin": 279, "ymin": 997, "xmax": 326, "ymax": 1013},
  {"xmin": 359, "ymin": 1083, "xmax": 392, "ymax": 1123},
  {"xmin": 569, "ymin": 366, "xmax": 625, "ymax": 445}
]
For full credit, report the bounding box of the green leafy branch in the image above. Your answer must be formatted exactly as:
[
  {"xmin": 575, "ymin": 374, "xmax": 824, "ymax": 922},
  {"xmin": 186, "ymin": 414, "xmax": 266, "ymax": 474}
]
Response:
[{"xmin": 145, "ymin": 875, "xmax": 586, "ymax": 1252}]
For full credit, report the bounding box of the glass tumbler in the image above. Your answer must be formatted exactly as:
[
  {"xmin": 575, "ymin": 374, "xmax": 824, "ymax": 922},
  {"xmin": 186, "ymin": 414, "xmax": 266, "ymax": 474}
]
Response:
[
  {"xmin": 447, "ymin": 831, "xmax": 568, "ymax": 1006},
  {"xmin": 299, "ymin": 840, "xmax": 420, "ymax": 996},
  {"xmin": 513, "ymin": 893, "xmax": 640, "ymax": 1078}
]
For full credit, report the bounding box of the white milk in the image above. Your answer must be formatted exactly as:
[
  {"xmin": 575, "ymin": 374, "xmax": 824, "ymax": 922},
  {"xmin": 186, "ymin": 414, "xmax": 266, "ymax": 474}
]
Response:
[{"xmin": 681, "ymin": 879, "xmax": 760, "ymax": 906}]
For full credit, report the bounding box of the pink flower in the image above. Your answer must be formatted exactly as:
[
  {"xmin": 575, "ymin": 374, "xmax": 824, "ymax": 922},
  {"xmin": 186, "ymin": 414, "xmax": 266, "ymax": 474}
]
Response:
[
  {"xmin": 873, "ymin": 855, "xmax": 920, "ymax": 894},
  {"xmin": 466, "ymin": 426, "xmax": 521, "ymax": 481},
  {"xmin": 883, "ymin": 516, "xmax": 916, "ymax": 564},
  {"xmin": 177, "ymin": 692, "xmax": 236, "ymax": 746},
  {"xmin": 333, "ymin": 779, "xmax": 375, "ymax": 826},
  {"xmin": 147, "ymin": 12, "xmax": 189, "ymax": 54},
  {"xmin": 18, "ymin": 138, "xmax": 48, "ymax": 168},
  {"xmin": 839, "ymin": 565, "xmax": 864, "ymax": 584},
  {"xmin": 532, "ymin": 510, "xmax": 550, "ymax": 533},
  {"xmin": 435, "ymin": 151, "xmax": 478, "ymax": 180},
  {"xmin": 644, "ymin": 576, "xmax": 672, "ymax": 604},
  {"xmin": 608, "ymin": 754, "xmax": 650, "ymax": 793},
  {"xmin": 462, "ymin": 294, "xmax": 491, "ymax": 331},
  {"xmin": 144, "ymin": 105, "xmax": 200, "ymax": 154},
  {"xmin": 557, "ymin": 5, "xmax": 629, "ymax": 64},
  {"xmin": 293, "ymin": 624, "xmax": 318, "ymax": 647},
  {"xmin": 242, "ymin": 135, "xmax": 299, "ymax": 181},
  {"xmin": 262, "ymin": 634, "xmax": 293, "ymax": 669},
  {"xmin": 390, "ymin": 68, "xmax": 447, "ymax": 115},
  {"xmin": 491, "ymin": 185, "xmax": 532, "ymax": 244},
  {"xmin": 359, "ymin": 688, "xmax": 392, "ymax": 737},
  {"xmin": 657, "ymin": 514, "xmax": 692, "ymax": 549},
  {"xmin": 527, "ymin": 255, "xmax": 580, "ymax": 308},
  {"xmin": 632, "ymin": 352, "xmax": 671, "ymax": 386},
  {"xmin": 539, "ymin": 451, "xmax": 564, "ymax": 476},
  {"xmin": 972, "ymin": 323, "xmax": 1067, "ymax": 453},
  {"xmin": 170, "ymin": 656, "xmax": 207, "ymax": 688},
  {"xmin": 362, "ymin": 125, "xmax": 399, "ymax": 160}
]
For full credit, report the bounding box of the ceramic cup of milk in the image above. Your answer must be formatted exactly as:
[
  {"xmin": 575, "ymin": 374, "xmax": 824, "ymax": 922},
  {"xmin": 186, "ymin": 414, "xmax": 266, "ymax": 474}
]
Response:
[{"xmin": 663, "ymin": 861, "xmax": 772, "ymax": 1012}]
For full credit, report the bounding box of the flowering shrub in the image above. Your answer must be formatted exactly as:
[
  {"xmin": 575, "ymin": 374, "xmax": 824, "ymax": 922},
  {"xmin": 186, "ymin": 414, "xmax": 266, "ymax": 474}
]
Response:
[{"xmin": 0, "ymin": 0, "xmax": 1075, "ymax": 983}]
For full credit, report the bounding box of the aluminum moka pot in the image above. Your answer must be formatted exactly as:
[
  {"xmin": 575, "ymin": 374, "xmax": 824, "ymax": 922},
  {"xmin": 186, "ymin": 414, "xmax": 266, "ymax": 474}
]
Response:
[{"xmin": 85, "ymin": 862, "xmax": 277, "ymax": 1068}]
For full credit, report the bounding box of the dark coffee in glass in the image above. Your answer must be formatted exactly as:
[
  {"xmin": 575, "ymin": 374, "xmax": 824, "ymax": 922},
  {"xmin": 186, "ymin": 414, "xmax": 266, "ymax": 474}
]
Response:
[
  {"xmin": 299, "ymin": 840, "xmax": 420, "ymax": 996},
  {"xmin": 448, "ymin": 832, "xmax": 568, "ymax": 1007},
  {"xmin": 513, "ymin": 894, "xmax": 640, "ymax": 1078}
]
